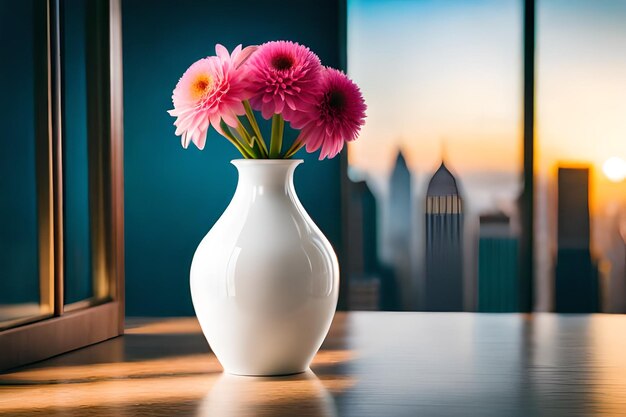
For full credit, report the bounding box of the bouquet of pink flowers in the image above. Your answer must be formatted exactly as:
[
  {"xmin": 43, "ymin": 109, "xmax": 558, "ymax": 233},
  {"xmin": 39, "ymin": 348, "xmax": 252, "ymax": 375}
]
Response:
[{"xmin": 168, "ymin": 41, "xmax": 366, "ymax": 160}]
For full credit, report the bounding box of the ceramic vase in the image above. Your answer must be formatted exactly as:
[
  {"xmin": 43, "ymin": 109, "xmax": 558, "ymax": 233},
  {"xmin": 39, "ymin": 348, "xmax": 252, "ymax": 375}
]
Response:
[{"xmin": 190, "ymin": 159, "xmax": 339, "ymax": 376}]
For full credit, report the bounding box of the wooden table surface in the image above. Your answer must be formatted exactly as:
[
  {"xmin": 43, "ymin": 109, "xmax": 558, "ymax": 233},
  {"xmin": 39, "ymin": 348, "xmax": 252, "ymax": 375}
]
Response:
[{"xmin": 2, "ymin": 312, "xmax": 626, "ymax": 416}]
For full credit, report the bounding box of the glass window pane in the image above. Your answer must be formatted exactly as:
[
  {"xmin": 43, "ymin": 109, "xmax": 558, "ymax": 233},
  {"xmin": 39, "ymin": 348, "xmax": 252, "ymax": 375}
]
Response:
[
  {"xmin": 0, "ymin": 0, "xmax": 50, "ymax": 326},
  {"xmin": 61, "ymin": 0, "xmax": 93, "ymax": 305},
  {"xmin": 347, "ymin": 0, "xmax": 523, "ymax": 311},
  {"xmin": 537, "ymin": 0, "xmax": 626, "ymax": 313}
]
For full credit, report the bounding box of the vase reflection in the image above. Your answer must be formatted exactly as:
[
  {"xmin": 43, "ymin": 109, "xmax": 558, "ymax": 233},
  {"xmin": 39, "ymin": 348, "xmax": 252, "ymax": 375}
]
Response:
[{"xmin": 197, "ymin": 370, "xmax": 337, "ymax": 417}]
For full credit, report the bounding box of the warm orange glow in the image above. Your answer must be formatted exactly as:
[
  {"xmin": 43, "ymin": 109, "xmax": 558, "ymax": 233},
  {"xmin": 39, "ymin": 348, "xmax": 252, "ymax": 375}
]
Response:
[
  {"xmin": 0, "ymin": 369, "xmax": 355, "ymax": 415},
  {"xmin": 1, "ymin": 354, "xmax": 221, "ymax": 383},
  {"xmin": 589, "ymin": 316, "xmax": 626, "ymax": 415},
  {"xmin": 0, "ymin": 350, "xmax": 355, "ymax": 385},
  {"xmin": 125, "ymin": 317, "xmax": 203, "ymax": 334},
  {"xmin": 603, "ymin": 157, "xmax": 626, "ymax": 183},
  {"xmin": 0, "ymin": 317, "xmax": 356, "ymax": 415}
]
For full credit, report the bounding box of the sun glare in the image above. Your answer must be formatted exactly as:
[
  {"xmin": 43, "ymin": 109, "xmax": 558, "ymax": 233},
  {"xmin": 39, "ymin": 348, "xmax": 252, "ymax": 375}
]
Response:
[{"xmin": 602, "ymin": 157, "xmax": 626, "ymax": 182}]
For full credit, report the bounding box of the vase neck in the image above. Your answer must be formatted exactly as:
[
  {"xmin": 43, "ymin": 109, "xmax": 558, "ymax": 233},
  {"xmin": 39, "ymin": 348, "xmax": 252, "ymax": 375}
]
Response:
[{"xmin": 232, "ymin": 159, "xmax": 303, "ymax": 195}]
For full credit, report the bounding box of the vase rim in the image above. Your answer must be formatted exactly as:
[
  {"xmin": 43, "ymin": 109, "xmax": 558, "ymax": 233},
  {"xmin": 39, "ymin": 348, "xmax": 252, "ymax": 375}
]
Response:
[{"xmin": 231, "ymin": 159, "xmax": 304, "ymax": 166}]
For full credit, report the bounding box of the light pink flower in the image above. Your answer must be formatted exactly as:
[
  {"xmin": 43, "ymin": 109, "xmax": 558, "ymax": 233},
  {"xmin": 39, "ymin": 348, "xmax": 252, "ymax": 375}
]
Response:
[
  {"xmin": 291, "ymin": 68, "xmax": 366, "ymax": 160},
  {"xmin": 247, "ymin": 41, "xmax": 322, "ymax": 121},
  {"xmin": 167, "ymin": 44, "xmax": 256, "ymax": 150}
]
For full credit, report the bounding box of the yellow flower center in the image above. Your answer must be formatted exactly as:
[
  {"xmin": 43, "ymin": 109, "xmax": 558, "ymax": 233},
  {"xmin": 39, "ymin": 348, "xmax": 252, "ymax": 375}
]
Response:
[{"xmin": 191, "ymin": 74, "xmax": 213, "ymax": 101}]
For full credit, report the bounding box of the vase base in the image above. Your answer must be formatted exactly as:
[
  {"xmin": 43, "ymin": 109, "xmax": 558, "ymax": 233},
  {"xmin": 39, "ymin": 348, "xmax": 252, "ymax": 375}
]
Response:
[{"xmin": 223, "ymin": 367, "xmax": 309, "ymax": 377}]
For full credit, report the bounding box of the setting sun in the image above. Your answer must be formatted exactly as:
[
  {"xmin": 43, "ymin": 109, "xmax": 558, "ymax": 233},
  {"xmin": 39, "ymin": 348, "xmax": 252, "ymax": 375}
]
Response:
[{"xmin": 602, "ymin": 157, "xmax": 626, "ymax": 183}]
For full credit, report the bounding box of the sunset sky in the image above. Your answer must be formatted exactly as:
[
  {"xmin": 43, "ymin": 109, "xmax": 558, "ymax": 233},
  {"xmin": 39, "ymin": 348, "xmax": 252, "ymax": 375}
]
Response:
[
  {"xmin": 347, "ymin": 0, "xmax": 626, "ymax": 311},
  {"xmin": 347, "ymin": 0, "xmax": 522, "ymax": 178},
  {"xmin": 348, "ymin": 0, "xmax": 626, "ymax": 207},
  {"xmin": 537, "ymin": 0, "xmax": 626, "ymax": 211}
]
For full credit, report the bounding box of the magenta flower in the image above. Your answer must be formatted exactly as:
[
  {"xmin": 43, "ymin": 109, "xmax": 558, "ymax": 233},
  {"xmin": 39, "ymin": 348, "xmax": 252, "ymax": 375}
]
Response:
[
  {"xmin": 247, "ymin": 41, "xmax": 322, "ymax": 121},
  {"xmin": 291, "ymin": 68, "xmax": 366, "ymax": 160},
  {"xmin": 167, "ymin": 44, "xmax": 256, "ymax": 150}
]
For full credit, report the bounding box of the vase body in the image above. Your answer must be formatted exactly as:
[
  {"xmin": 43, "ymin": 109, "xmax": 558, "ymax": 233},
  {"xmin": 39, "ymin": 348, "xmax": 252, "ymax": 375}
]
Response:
[{"xmin": 190, "ymin": 159, "xmax": 339, "ymax": 376}]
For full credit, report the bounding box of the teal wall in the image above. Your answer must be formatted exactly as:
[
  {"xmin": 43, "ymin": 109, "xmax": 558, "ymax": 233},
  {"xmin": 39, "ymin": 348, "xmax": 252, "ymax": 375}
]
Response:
[
  {"xmin": 122, "ymin": 0, "xmax": 345, "ymax": 316},
  {"xmin": 0, "ymin": 0, "xmax": 39, "ymax": 304},
  {"xmin": 61, "ymin": 0, "xmax": 93, "ymax": 305}
]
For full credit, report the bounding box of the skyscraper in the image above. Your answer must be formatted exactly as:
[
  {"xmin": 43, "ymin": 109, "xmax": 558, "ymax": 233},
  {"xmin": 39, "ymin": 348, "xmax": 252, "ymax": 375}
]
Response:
[
  {"xmin": 602, "ymin": 211, "xmax": 626, "ymax": 313},
  {"xmin": 424, "ymin": 161, "xmax": 464, "ymax": 311},
  {"xmin": 621, "ymin": 227, "xmax": 626, "ymax": 313},
  {"xmin": 477, "ymin": 212, "xmax": 519, "ymax": 312},
  {"xmin": 387, "ymin": 151, "xmax": 412, "ymax": 310},
  {"xmin": 347, "ymin": 180, "xmax": 378, "ymax": 278},
  {"xmin": 347, "ymin": 180, "xmax": 382, "ymax": 310},
  {"xmin": 554, "ymin": 167, "xmax": 599, "ymax": 313}
]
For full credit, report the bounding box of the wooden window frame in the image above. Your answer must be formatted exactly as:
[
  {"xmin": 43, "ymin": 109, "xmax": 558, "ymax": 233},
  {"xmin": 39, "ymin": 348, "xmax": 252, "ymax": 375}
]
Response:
[{"xmin": 0, "ymin": 0, "xmax": 124, "ymax": 371}]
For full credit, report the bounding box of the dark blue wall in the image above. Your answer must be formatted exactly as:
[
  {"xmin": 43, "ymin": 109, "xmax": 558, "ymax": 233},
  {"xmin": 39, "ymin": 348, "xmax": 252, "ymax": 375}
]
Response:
[{"xmin": 122, "ymin": 0, "xmax": 344, "ymax": 316}]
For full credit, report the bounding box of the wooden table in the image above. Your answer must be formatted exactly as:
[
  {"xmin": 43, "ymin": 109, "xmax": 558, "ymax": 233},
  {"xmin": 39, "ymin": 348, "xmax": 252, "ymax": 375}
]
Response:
[{"xmin": 2, "ymin": 312, "xmax": 626, "ymax": 416}]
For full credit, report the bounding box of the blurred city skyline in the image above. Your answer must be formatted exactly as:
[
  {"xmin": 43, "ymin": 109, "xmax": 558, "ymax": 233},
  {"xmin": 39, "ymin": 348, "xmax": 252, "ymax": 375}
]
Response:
[{"xmin": 347, "ymin": 0, "xmax": 626, "ymax": 312}]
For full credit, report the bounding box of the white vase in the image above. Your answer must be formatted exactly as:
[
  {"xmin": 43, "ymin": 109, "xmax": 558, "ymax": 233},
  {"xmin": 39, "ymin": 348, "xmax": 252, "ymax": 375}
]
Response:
[{"xmin": 190, "ymin": 159, "xmax": 339, "ymax": 376}]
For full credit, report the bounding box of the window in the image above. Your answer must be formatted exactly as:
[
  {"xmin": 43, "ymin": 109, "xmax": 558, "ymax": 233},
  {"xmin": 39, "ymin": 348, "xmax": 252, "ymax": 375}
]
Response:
[
  {"xmin": 0, "ymin": 0, "xmax": 52, "ymax": 330},
  {"xmin": 0, "ymin": 0, "xmax": 124, "ymax": 371},
  {"xmin": 346, "ymin": 0, "xmax": 524, "ymax": 312},
  {"xmin": 536, "ymin": 0, "xmax": 626, "ymax": 312}
]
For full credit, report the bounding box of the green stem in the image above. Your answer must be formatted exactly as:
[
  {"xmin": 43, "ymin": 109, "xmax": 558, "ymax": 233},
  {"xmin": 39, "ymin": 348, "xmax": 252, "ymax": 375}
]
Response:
[
  {"xmin": 235, "ymin": 119, "xmax": 253, "ymax": 147},
  {"xmin": 220, "ymin": 133, "xmax": 252, "ymax": 159},
  {"xmin": 252, "ymin": 136, "xmax": 269, "ymax": 158},
  {"xmin": 220, "ymin": 120, "xmax": 256, "ymax": 159},
  {"xmin": 233, "ymin": 132, "xmax": 258, "ymax": 158},
  {"xmin": 243, "ymin": 100, "xmax": 268, "ymax": 154},
  {"xmin": 269, "ymin": 114, "xmax": 284, "ymax": 158},
  {"xmin": 236, "ymin": 119, "xmax": 268, "ymax": 158},
  {"xmin": 283, "ymin": 134, "xmax": 306, "ymax": 158}
]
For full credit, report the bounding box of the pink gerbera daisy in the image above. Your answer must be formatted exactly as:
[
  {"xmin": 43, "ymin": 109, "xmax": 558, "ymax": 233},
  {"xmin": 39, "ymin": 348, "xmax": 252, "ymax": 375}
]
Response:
[
  {"xmin": 247, "ymin": 40, "xmax": 323, "ymax": 121},
  {"xmin": 292, "ymin": 68, "xmax": 366, "ymax": 160},
  {"xmin": 168, "ymin": 44, "xmax": 256, "ymax": 150}
]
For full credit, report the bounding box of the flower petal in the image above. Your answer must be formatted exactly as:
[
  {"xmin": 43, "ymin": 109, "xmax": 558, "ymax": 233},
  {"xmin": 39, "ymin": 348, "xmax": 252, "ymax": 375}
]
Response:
[
  {"xmin": 234, "ymin": 45, "xmax": 258, "ymax": 69},
  {"xmin": 215, "ymin": 43, "xmax": 230, "ymax": 61}
]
